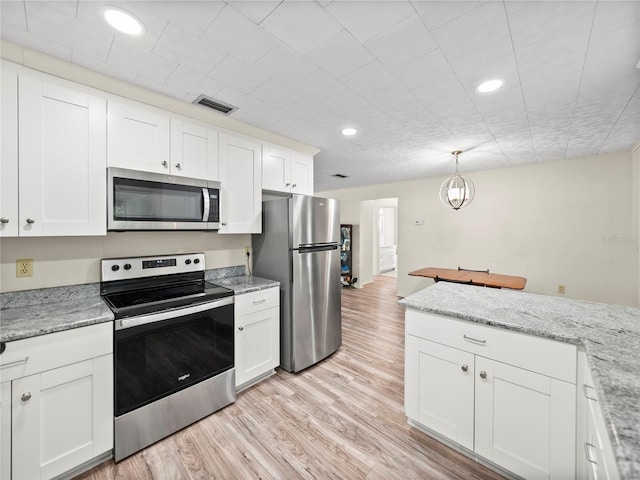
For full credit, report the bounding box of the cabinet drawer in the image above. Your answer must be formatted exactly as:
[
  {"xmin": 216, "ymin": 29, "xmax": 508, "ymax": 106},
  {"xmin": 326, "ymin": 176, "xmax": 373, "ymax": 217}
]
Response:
[
  {"xmin": 235, "ymin": 288, "xmax": 279, "ymax": 316},
  {"xmin": 406, "ymin": 310, "xmax": 576, "ymax": 383},
  {"xmin": 0, "ymin": 322, "xmax": 112, "ymax": 382}
]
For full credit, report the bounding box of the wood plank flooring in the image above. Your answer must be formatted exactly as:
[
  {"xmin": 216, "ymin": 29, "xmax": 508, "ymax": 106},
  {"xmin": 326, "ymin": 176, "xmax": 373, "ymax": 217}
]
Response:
[{"xmin": 77, "ymin": 276, "xmax": 505, "ymax": 480}]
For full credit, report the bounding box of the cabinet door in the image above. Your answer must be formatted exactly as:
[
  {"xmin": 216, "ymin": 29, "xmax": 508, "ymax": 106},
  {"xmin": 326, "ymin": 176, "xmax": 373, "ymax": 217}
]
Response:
[
  {"xmin": 19, "ymin": 76, "xmax": 107, "ymax": 236},
  {"xmin": 12, "ymin": 354, "xmax": 113, "ymax": 480},
  {"xmin": 405, "ymin": 335, "xmax": 474, "ymax": 450},
  {"xmin": 474, "ymin": 357, "xmax": 576, "ymax": 480},
  {"xmin": 170, "ymin": 119, "xmax": 218, "ymax": 180},
  {"xmin": 290, "ymin": 152, "xmax": 314, "ymax": 195},
  {"xmin": 262, "ymin": 145, "xmax": 290, "ymax": 192},
  {"xmin": 0, "ymin": 382, "xmax": 10, "ymax": 480},
  {"xmin": 218, "ymin": 133, "xmax": 262, "ymax": 234},
  {"xmin": 107, "ymin": 101, "xmax": 170, "ymax": 174},
  {"xmin": 1, "ymin": 69, "xmax": 19, "ymax": 237},
  {"xmin": 235, "ymin": 306, "xmax": 279, "ymax": 388}
]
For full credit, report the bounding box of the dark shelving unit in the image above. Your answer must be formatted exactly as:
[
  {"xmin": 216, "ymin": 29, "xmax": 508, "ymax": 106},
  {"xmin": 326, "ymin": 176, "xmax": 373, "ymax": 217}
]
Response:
[{"xmin": 340, "ymin": 224, "xmax": 354, "ymax": 287}]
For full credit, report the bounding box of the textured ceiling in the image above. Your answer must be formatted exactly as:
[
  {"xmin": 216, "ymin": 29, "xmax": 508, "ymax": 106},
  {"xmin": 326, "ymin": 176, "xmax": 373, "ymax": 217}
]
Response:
[{"xmin": 1, "ymin": 0, "xmax": 639, "ymax": 191}]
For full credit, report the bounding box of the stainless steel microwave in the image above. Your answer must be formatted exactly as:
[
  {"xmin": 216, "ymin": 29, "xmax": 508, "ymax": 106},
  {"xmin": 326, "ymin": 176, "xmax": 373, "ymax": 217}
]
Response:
[{"xmin": 107, "ymin": 167, "xmax": 220, "ymax": 231}]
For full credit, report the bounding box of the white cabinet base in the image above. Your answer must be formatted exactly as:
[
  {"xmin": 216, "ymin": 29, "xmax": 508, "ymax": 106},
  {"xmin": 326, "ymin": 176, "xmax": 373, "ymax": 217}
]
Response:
[{"xmin": 407, "ymin": 419, "xmax": 521, "ymax": 480}]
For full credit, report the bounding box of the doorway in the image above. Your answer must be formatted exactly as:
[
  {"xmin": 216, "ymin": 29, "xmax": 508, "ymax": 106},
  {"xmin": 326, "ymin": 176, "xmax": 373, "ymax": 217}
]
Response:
[
  {"xmin": 356, "ymin": 197, "xmax": 398, "ymax": 288},
  {"xmin": 378, "ymin": 205, "xmax": 398, "ymax": 277}
]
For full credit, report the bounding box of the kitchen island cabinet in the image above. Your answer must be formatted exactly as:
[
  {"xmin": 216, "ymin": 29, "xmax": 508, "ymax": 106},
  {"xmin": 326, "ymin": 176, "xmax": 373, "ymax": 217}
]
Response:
[
  {"xmin": 405, "ymin": 309, "xmax": 576, "ymax": 479},
  {"xmin": 401, "ymin": 282, "xmax": 636, "ymax": 479},
  {"xmin": 1, "ymin": 63, "xmax": 107, "ymax": 237},
  {"xmin": 0, "ymin": 322, "xmax": 113, "ymax": 480}
]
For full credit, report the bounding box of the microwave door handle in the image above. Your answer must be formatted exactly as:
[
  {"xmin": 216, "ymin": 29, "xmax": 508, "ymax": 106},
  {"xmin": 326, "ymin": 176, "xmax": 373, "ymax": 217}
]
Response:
[{"xmin": 202, "ymin": 188, "xmax": 210, "ymax": 221}]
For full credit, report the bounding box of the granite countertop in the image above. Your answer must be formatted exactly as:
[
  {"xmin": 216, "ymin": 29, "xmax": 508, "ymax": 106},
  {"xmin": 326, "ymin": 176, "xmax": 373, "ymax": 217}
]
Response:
[
  {"xmin": 208, "ymin": 274, "xmax": 280, "ymax": 295},
  {"xmin": 400, "ymin": 282, "xmax": 640, "ymax": 479},
  {"xmin": 0, "ymin": 283, "xmax": 114, "ymax": 343},
  {"xmin": 0, "ymin": 267, "xmax": 279, "ymax": 343}
]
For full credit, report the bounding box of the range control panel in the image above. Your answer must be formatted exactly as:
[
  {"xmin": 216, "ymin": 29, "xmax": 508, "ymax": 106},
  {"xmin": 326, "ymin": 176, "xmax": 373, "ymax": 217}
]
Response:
[{"xmin": 101, "ymin": 252, "xmax": 205, "ymax": 282}]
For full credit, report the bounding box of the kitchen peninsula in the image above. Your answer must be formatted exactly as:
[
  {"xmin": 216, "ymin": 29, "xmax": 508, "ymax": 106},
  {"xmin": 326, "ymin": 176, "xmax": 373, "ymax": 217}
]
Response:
[{"xmin": 400, "ymin": 282, "xmax": 640, "ymax": 480}]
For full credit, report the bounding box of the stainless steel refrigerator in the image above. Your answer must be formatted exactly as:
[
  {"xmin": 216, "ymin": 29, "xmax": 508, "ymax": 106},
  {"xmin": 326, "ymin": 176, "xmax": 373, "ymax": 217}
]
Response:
[{"xmin": 252, "ymin": 195, "xmax": 341, "ymax": 373}]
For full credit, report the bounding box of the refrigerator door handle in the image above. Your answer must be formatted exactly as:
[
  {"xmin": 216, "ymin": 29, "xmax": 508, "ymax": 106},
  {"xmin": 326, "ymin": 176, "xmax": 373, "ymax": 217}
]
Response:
[{"xmin": 296, "ymin": 244, "xmax": 338, "ymax": 253}]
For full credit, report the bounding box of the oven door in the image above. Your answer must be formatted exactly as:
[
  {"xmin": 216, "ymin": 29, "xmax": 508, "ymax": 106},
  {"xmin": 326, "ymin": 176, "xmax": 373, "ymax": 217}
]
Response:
[{"xmin": 114, "ymin": 298, "xmax": 234, "ymax": 417}]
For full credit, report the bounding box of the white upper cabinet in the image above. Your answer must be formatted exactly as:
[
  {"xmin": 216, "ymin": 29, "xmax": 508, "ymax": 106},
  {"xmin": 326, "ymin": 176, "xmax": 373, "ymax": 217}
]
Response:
[
  {"xmin": 0, "ymin": 69, "xmax": 19, "ymax": 237},
  {"xmin": 108, "ymin": 101, "xmax": 219, "ymax": 180},
  {"xmin": 107, "ymin": 101, "xmax": 170, "ymax": 174},
  {"xmin": 262, "ymin": 144, "xmax": 290, "ymax": 192},
  {"xmin": 170, "ymin": 118, "xmax": 219, "ymax": 180},
  {"xmin": 17, "ymin": 74, "xmax": 107, "ymax": 236},
  {"xmin": 290, "ymin": 151, "xmax": 314, "ymax": 195},
  {"xmin": 262, "ymin": 144, "xmax": 313, "ymax": 195},
  {"xmin": 218, "ymin": 132, "xmax": 262, "ymax": 234}
]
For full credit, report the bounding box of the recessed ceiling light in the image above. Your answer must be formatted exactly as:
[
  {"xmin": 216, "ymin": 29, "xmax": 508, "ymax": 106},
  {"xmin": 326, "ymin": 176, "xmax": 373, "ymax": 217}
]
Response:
[
  {"xmin": 103, "ymin": 7, "xmax": 145, "ymax": 36},
  {"xmin": 476, "ymin": 79, "xmax": 503, "ymax": 93},
  {"xmin": 341, "ymin": 127, "xmax": 357, "ymax": 136}
]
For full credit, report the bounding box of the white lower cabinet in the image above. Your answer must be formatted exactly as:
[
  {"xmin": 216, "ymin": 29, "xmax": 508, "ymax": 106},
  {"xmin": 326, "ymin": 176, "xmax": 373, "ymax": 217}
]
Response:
[
  {"xmin": 0, "ymin": 323, "xmax": 113, "ymax": 480},
  {"xmin": 234, "ymin": 288, "xmax": 280, "ymax": 389},
  {"xmin": 577, "ymin": 350, "xmax": 620, "ymax": 480},
  {"xmin": 1, "ymin": 382, "xmax": 11, "ymax": 480},
  {"xmin": 405, "ymin": 310, "xmax": 576, "ymax": 479}
]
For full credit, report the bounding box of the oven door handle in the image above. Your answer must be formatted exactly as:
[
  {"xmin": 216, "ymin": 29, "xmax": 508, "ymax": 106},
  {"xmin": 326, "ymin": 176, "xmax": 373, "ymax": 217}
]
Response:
[{"xmin": 115, "ymin": 296, "xmax": 234, "ymax": 331}]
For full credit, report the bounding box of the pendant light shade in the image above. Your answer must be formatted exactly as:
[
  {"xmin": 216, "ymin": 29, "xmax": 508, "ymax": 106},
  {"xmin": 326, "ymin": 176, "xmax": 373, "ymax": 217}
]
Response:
[{"xmin": 439, "ymin": 150, "xmax": 474, "ymax": 210}]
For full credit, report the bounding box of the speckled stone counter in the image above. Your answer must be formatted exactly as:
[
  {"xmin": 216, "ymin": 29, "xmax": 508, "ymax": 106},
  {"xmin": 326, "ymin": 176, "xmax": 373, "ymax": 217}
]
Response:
[
  {"xmin": 0, "ymin": 283, "xmax": 113, "ymax": 343},
  {"xmin": 209, "ymin": 274, "xmax": 279, "ymax": 295},
  {"xmin": 0, "ymin": 266, "xmax": 277, "ymax": 343},
  {"xmin": 399, "ymin": 282, "xmax": 640, "ymax": 479}
]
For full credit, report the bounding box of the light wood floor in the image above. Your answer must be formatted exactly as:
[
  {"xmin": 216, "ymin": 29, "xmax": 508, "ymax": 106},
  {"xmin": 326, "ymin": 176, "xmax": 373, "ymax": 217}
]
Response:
[{"xmin": 77, "ymin": 276, "xmax": 505, "ymax": 480}]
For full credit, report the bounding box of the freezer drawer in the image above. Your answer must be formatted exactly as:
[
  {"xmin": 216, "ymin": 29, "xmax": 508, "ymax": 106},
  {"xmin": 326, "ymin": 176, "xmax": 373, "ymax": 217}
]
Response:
[{"xmin": 288, "ymin": 246, "xmax": 342, "ymax": 372}]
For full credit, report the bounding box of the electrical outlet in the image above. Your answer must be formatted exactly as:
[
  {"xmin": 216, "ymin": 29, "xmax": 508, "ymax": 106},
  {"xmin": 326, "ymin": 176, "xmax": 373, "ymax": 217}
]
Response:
[
  {"xmin": 557, "ymin": 284, "xmax": 566, "ymax": 294},
  {"xmin": 244, "ymin": 246, "xmax": 251, "ymax": 256},
  {"xmin": 16, "ymin": 259, "xmax": 33, "ymax": 277}
]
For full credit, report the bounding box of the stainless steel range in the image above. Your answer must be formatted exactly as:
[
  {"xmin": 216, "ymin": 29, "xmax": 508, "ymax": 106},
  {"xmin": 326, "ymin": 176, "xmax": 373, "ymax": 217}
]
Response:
[{"xmin": 100, "ymin": 253, "xmax": 235, "ymax": 461}]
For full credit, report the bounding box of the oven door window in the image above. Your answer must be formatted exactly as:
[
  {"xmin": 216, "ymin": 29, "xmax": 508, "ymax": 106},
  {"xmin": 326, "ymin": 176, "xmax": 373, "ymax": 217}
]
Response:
[
  {"xmin": 113, "ymin": 177, "xmax": 205, "ymax": 223},
  {"xmin": 115, "ymin": 303, "xmax": 233, "ymax": 417}
]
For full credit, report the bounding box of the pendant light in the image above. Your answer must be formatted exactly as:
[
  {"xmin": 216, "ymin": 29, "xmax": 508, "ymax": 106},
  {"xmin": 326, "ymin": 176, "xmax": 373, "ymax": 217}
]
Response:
[{"xmin": 439, "ymin": 150, "xmax": 474, "ymax": 210}]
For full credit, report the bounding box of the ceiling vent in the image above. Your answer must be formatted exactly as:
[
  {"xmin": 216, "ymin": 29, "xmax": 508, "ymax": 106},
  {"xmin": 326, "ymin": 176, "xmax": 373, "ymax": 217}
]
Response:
[
  {"xmin": 192, "ymin": 94, "xmax": 237, "ymax": 115},
  {"xmin": 331, "ymin": 174, "xmax": 349, "ymax": 178}
]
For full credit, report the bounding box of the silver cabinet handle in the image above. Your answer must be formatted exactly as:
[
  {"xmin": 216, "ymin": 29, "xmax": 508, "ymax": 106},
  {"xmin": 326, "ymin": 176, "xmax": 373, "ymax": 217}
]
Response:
[
  {"xmin": 292, "ymin": 184, "xmax": 297, "ymax": 188},
  {"xmin": 238, "ymin": 326, "xmax": 244, "ymax": 331},
  {"xmin": 463, "ymin": 334, "xmax": 486, "ymax": 345},
  {"xmin": 0, "ymin": 217, "xmax": 9, "ymax": 224},
  {"xmin": 252, "ymin": 299, "xmax": 266, "ymax": 305},
  {"xmin": 21, "ymin": 392, "xmax": 32, "ymax": 402},
  {"xmin": 0, "ymin": 356, "xmax": 29, "ymax": 369},
  {"xmin": 584, "ymin": 442, "xmax": 598, "ymax": 464},
  {"xmin": 26, "ymin": 218, "xmax": 35, "ymax": 224},
  {"xmin": 479, "ymin": 371, "xmax": 487, "ymax": 379},
  {"xmin": 162, "ymin": 161, "xmax": 168, "ymax": 167},
  {"xmin": 221, "ymin": 222, "xmax": 227, "ymax": 226},
  {"xmin": 461, "ymin": 364, "xmax": 469, "ymax": 372},
  {"xmin": 175, "ymin": 163, "xmax": 182, "ymax": 169},
  {"xmin": 583, "ymin": 384, "xmax": 598, "ymax": 402}
]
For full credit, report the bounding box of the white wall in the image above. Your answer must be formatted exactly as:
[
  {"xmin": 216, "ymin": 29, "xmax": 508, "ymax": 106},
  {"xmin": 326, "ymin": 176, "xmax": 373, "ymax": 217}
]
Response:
[
  {"xmin": 633, "ymin": 144, "xmax": 640, "ymax": 304},
  {"xmin": 320, "ymin": 151, "xmax": 639, "ymax": 307},
  {"xmin": 0, "ymin": 232, "xmax": 250, "ymax": 292}
]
